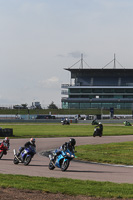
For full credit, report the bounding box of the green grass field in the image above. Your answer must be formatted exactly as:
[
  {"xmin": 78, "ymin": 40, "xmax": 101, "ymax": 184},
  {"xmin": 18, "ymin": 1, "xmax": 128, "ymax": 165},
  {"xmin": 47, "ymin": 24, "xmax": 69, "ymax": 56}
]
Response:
[{"xmin": 0, "ymin": 123, "xmax": 133, "ymax": 138}]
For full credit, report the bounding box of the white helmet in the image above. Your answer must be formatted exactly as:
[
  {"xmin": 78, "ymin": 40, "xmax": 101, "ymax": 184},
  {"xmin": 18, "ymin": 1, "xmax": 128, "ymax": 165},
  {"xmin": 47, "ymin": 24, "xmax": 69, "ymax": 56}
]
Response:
[
  {"xmin": 30, "ymin": 138, "xmax": 35, "ymax": 145},
  {"xmin": 99, "ymin": 122, "xmax": 101, "ymax": 124},
  {"xmin": 4, "ymin": 137, "xmax": 9, "ymax": 143}
]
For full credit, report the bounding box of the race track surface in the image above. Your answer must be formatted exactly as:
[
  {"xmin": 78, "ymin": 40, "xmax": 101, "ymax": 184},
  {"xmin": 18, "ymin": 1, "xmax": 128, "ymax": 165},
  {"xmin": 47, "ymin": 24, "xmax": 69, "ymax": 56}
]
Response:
[{"xmin": 1, "ymin": 136, "xmax": 133, "ymax": 184}]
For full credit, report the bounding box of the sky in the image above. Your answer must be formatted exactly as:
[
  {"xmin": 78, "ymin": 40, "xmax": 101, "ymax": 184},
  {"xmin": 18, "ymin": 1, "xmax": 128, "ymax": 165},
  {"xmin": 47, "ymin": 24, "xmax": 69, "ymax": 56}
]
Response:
[{"xmin": 0, "ymin": 0, "xmax": 133, "ymax": 108}]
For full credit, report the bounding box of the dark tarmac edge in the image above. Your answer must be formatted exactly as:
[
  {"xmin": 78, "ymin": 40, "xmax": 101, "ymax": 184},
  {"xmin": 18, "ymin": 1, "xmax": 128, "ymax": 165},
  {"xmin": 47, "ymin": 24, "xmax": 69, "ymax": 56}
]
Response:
[{"xmin": 40, "ymin": 150, "xmax": 133, "ymax": 168}]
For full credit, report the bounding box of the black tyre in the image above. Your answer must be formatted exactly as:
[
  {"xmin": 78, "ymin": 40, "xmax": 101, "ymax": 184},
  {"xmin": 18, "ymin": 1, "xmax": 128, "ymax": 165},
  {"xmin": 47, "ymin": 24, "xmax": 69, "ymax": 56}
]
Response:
[
  {"xmin": 49, "ymin": 161, "xmax": 55, "ymax": 170},
  {"xmin": 24, "ymin": 155, "xmax": 32, "ymax": 166},
  {"xmin": 61, "ymin": 159, "xmax": 70, "ymax": 171},
  {"xmin": 13, "ymin": 157, "xmax": 19, "ymax": 164},
  {"xmin": 99, "ymin": 132, "xmax": 102, "ymax": 137},
  {"xmin": 93, "ymin": 132, "xmax": 96, "ymax": 137},
  {"xmin": 0, "ymin": 151, "xmax": 4, "ymax": 159}
]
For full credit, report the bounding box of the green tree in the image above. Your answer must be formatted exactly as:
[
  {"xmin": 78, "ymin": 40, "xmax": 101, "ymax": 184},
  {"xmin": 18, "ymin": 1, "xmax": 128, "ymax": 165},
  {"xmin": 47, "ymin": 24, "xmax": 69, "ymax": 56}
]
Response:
[
  {"xmin": 47, "ymin": 101, "xmax": 58, "ymax": 109},
  {"xmin": 21, "ymin": 104, "xmax": 28, "ymax": 109}
]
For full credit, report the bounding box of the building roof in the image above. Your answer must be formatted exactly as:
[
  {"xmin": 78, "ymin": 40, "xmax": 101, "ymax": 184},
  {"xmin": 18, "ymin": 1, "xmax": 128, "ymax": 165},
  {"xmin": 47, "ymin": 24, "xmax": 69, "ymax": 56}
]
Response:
[{"xmin": 64, "ymin": 68, "xmax": 133, "ymax": 77}]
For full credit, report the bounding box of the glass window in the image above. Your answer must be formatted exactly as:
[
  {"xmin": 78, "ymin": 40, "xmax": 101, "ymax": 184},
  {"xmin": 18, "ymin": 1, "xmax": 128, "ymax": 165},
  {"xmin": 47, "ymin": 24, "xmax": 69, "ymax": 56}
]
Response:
[
  {"xmin": 114, "ymin": 89, "xmax": 125, "ymax": 93},
  {"xmin": 101, "ymin": 95, "xmax": 113, "ymax": 98},
  {"xmin": 91, "ymin": 103, "xmax": 102, "ymax": 108},
  {"xmin": 103, "ymin": 89, "xmax": 114, "ymax": 93},
  {"xmin": 123, "ymin": 95, "xmax": 133, "ymax": 98},
  {"xmin": 62, "ymin": 102, "xmax": 68, "ymax": 109},
  {"xmin": 69, "ymin": 103, "xmax": 79, "ymax": 109},
  {"xmin": 80, "ymin": 103, "xmax": 91, "ymax": 109},
  {"xmin": 114, "ymin": 95, "xmax": 123, "ymax": 98},
  {"xmin": 81, "ymin": 88, "xmax": 92, "ymax": 93},
  {"xmin": 125, "ymin": 89, "xmax": 133, "ymax": 93},
  {"xmin": 69, "ymin": 95, "xmax": 81, "ymax": 98},
  {"xmin": 69, "ymin": 88, "xmax": 80, "ymax": 93},
  {"xmin": 92, "ymin": 88, "xmax": 103, "ymax": 93},
  {"xmin": 80, "ymin": 95, "xmax": 89, "ymax": 98}
]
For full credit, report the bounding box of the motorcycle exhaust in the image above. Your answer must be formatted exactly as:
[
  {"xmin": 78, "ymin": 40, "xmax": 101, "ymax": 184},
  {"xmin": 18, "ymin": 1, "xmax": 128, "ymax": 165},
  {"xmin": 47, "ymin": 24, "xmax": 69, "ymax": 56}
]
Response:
[
  {"xmin": 13, "ymin": 149, "xmax": 17, "ymax": 156},
  {"xmin": 49, "ymin": 154, "xmax": 52, "ymax": 160}
]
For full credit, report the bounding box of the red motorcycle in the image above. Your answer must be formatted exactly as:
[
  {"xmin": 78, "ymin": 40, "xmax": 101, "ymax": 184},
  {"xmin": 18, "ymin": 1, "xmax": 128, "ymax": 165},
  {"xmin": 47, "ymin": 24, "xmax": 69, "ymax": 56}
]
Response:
[{"xmin": 0, "ymin": 142, "xmax": 8, "ymax": 159}]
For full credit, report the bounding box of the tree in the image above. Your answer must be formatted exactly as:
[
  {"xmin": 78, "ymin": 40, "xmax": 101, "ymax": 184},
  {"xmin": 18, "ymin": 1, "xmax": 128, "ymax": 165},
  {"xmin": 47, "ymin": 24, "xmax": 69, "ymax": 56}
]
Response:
[
  {"xmin": 21, "ymin": 104, "xmax": 28, "ymax": 109},
  {"xmin": 47, "ymin": 101, "xmax": 58, "ymax": 109},
  {"xmin": 13, "ymin": 104, "xmax": 28, "ymax": 109}
]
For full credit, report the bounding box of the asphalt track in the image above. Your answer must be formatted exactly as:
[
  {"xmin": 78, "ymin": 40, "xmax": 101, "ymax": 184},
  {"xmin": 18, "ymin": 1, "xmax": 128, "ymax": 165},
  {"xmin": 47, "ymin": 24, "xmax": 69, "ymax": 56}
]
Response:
[{"xmin": 1, "ymin": 136, "xmax": 133, "ymax": 184}]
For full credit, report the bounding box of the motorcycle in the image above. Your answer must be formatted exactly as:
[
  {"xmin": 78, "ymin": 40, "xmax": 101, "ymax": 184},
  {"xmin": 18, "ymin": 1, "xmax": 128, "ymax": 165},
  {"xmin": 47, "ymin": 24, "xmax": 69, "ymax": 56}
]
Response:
[
  {"xmin": 93, "ymin": 127, "xmax": 102, "ymax": 137},
  {"xmin": 48, "ymin": 149, "xmax": 75, "ymax": 171},
  {"xmin": 62, "ymin": 120, "xmax": 70, "ymax": 125},
  {"xmin": 13, "ymin": 145, "xmax": 36, "ymax": 166},
  {"xmin": 123, "ymin": 121, "xmax": 132, "ymax": 126},
  {"xmin": 0, "ymin": 142, "xmax": 9, "ymax": 159},
  {"xmin": 61, "ymin": 118, "xmax": 70, "ymax": 125}
]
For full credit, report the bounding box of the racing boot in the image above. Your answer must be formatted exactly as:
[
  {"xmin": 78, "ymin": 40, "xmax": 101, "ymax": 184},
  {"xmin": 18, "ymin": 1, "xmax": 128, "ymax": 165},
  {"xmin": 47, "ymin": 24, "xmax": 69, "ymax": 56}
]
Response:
[{"xmin": 49, "ymin": 154, "xmax": 54, "ymax": 161}]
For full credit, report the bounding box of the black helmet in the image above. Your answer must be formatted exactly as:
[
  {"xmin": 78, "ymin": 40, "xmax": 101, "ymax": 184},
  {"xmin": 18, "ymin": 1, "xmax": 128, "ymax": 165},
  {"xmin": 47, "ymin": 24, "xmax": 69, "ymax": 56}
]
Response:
[{"xmin": 69, "ymin": 138, "xmax": 76, "ymax": 146}]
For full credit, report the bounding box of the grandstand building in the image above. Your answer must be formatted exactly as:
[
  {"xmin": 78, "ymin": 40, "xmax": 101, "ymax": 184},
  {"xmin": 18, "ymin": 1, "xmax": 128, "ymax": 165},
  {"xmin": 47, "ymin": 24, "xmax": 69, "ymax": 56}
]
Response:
[{"xmin": 61, "ymin": 55, "xmax": 133, "ymax": 109}]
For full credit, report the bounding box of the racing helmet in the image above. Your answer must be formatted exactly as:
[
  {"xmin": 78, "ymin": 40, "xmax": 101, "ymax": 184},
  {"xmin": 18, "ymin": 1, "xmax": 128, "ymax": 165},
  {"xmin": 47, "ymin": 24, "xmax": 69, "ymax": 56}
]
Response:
[
  {"xmin": 30, "ymin": 138, "xmax": 35, "ymax": 145},
  {"xmin": 4, "ymin": 137, "xmax": 9, "ymax": 143},
  {"xmin": 69, "ymin": 138, "xmax": 76, "ymax": 146}
]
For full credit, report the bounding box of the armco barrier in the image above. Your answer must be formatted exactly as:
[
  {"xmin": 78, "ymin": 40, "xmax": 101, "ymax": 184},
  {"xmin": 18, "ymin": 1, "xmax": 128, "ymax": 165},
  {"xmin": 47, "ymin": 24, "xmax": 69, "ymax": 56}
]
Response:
[{"xmin": 0, "ymin": 128, "xmax": 13, "ymax": 137}]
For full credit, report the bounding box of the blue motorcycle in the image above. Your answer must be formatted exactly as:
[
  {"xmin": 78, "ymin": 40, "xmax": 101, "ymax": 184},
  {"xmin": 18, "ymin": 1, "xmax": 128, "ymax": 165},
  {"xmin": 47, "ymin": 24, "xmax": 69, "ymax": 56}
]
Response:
[
  {"xmin": 13, "ymin": 146, "xmax": 36, "ymax": 166},
  {"xmin": 48, "ymin": 149, "xmax": 75, "ymax": 171}
]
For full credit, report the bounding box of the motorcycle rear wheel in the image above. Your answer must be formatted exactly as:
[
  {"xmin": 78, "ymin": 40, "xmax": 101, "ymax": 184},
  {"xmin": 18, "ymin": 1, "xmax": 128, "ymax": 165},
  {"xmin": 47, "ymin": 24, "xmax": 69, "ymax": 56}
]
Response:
[
  {"xmin": 24, "ymin": 155, "xmax": 32, "ymax": 166},
  {"xmin": 13, "ymin": 157, "xmax": 19, "ymax": 164},
  {"xmin": 0, "ymin": 151, "xmax": 4, "ymax": 159},
  {"xmin": 49, "ymin": 160, "xmax": 55, "ymax": 170},
  {"xmin": 61, "ymin": 159, "xmax": 70, "ymax": 171}
]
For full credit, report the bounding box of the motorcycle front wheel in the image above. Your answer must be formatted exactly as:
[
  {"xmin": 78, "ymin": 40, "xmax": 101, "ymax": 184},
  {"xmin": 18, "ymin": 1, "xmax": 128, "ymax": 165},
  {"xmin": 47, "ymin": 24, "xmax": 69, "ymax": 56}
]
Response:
[
  {"xmin": 13, "ymin": 157, "xmax": 19, "ymax": 164},
  {"xmin": 61, "ymin": 159, "xmax": 70, "ymax": 171},
  {"xmin": 0, "ymin": 151, "xmax": 3, "ymax": 159},
  {"xmin": 24, "ymin": 155, "xmax": 32, "ymax": 166},
  {"xmin": 49, "ymin": 160, "xmax": 55, "ymax": 170}
]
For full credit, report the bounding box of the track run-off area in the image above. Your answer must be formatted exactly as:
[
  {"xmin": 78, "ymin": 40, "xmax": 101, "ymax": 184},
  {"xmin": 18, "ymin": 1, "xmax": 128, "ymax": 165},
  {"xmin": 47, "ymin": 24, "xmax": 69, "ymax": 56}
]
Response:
[{"xmin": 1, "ymin": 136, "xmax": 133, "ymax": 184}]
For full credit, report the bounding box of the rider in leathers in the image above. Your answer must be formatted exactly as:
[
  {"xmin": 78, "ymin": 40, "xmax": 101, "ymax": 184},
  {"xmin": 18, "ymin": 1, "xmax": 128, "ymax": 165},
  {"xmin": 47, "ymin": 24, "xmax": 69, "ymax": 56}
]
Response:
[
  {"xmin": 51, "ymin": 138, "xmax": 76, "ymax": 162},
  {"xmin": 95, "ymin": 122, "xmax": 103, "ymax": 136},
  {"xmin": 0, "ymin": 137, "xmax": 10, "ymax": 151},
  {"xmin": 17, "ymin": 138, "xmax": 36, "ymax": 158}
]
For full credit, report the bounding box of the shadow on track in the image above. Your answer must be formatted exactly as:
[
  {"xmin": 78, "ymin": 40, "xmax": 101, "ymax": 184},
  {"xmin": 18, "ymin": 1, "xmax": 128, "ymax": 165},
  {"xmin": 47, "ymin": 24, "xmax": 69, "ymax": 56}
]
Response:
[
  {"xmin": 0, "ymin": 158, "xmax": 13, "ymax": 161},
  {"xmin": 29, "ymin": 164, "xmax": 49, "ymax": 167},
  {"xmin": 66, "ymin": 169, "xmax": 120, "ymax": 174}
]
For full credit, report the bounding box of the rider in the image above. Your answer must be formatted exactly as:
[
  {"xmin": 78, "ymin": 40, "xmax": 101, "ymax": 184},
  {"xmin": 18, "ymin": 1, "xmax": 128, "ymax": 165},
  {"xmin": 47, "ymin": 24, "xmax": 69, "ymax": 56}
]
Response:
[
  {"xmin": 96, "ymin": 122, "xmax": 103, "ymax": 135},
  {"xmin": 62, "ymin": 138, "xmax": 76, "ymax": 152},
  {"xmin": 62, "ymin": 118, "xmax": 69, "ymax": 125},
  {"xmin": 0, "ymin": 137, "xmax": 10, "ymax": 150},
  {"xmin": 50, "ymin": 138, "xmax": 76, "ymax": 162},
  {"xmin": 17, "ymin": 138, "xmax": 36, "ymax": 157}
]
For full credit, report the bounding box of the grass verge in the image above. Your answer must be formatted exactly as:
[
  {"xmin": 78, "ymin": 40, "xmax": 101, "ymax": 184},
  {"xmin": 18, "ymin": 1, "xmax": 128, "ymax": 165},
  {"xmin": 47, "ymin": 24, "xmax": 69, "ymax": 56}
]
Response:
[
  {"xmin": 0, "ymin": 174, "xmax": 133, "ymax": 198},
  {"xmin": 76, "ymin": 141, "xmax": 133, "ymax": 165}
]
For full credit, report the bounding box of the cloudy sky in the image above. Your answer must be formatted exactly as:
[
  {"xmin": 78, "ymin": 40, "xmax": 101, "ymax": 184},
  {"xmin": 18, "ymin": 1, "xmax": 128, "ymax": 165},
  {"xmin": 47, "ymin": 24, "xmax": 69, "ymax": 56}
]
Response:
[{"xmin": 0, "ymin": 0, "xmax": 133, "ymax": 108}]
